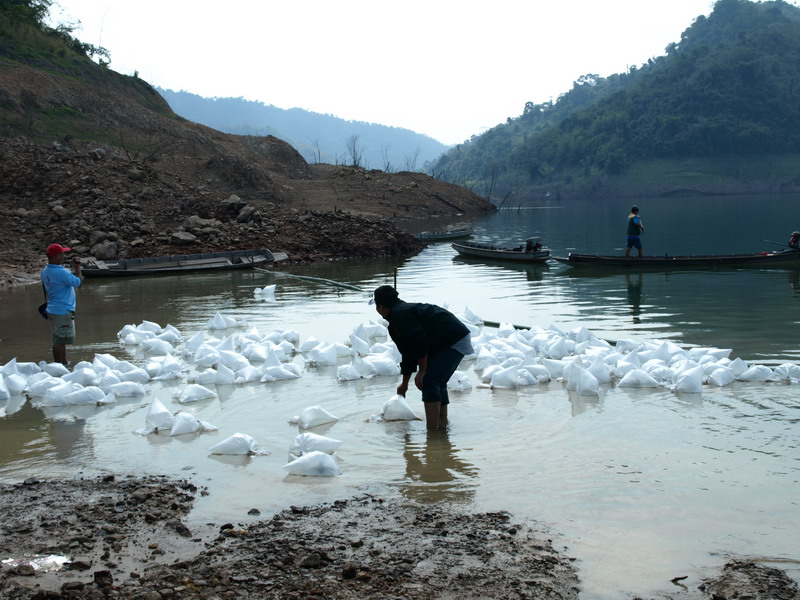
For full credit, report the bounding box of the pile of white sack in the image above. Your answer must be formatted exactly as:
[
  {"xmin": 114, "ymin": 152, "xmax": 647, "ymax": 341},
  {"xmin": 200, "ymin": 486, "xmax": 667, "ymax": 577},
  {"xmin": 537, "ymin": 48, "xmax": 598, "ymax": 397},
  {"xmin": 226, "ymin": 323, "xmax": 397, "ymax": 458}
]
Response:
[{"xmin": 4, "ymin": 301, "xmax": 799, "ymax": 472}]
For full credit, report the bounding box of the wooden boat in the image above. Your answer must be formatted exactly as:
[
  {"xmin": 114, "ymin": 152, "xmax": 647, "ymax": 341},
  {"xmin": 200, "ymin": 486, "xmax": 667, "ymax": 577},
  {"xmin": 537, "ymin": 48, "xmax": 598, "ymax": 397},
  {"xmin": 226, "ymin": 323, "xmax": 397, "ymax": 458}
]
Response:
[
  {"xmin": 81, "ymin": 249, "xmax": 277, "ymax": 278},
  {"xmin": 451, "ymin": 238, "xmax": 551, "ymax": 263},
  {"xmin": 414, "ymin": 227, "xmax": 474, "ymax": 241},
  {"xmin": 553, "ymin": 250, "xmax": 800, "ymax": 269}
]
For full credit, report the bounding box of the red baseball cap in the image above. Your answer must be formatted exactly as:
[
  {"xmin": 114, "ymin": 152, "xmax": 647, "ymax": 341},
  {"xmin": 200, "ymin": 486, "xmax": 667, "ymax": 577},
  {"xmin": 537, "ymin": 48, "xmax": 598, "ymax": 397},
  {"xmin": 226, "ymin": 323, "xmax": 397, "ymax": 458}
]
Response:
[{"xmin": 46, "ymin": 243, "xmax": 71, "ymax": 258}]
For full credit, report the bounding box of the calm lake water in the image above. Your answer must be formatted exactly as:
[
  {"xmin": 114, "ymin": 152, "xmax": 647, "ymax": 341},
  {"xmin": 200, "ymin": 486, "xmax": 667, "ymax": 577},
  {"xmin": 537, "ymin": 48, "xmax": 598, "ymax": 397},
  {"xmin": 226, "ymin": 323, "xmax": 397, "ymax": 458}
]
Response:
[{"xmin": 1, "ymin": 194, "xmax": 799, "ymax": 599}]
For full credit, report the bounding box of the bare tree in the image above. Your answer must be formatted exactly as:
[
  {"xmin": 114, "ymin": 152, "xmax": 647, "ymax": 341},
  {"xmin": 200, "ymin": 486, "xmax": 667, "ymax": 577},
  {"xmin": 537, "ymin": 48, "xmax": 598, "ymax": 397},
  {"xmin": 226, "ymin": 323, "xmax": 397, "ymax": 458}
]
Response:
[
  {"xmin": 345, "ymin": 134, "xmax": 363, "ymax": 167},
  {"xmin": 381, "ymin": 143, "xmax": 393, "ymax": 172},
  {"xmin": 308, "ymin": 137, "xmax": 323, "ymax": 164},
  {"xmin": 403, "ymin": 147, "xmax": 421, "ymax": 171}
]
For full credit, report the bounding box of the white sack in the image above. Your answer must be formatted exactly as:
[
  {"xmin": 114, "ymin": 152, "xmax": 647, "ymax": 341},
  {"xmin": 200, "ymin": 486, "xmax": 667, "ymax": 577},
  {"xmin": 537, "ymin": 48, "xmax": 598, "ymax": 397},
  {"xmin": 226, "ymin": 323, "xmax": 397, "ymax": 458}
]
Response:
[
  {"xmin": 282, "ymin": 451, "xmax": 341, "ymax": 477},
  {"xmin": 381, "ymin": 395, "xmax": 420, "ymax": 421},
  {"xmin": 288, "ymin": 432, "xmax": 343, "ymax": 461}
]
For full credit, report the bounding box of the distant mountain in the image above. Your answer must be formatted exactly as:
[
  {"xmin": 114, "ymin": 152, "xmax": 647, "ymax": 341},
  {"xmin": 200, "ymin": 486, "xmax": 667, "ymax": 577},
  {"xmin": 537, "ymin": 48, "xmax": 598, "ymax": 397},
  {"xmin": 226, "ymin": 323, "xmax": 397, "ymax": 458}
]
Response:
[
  {"xmin": 157, "ymin": 89, "xmax": 449, "ymax": 172},
  {"xmin": 430, "ymin": 0, "xmax": 800, "ymax": 203}
]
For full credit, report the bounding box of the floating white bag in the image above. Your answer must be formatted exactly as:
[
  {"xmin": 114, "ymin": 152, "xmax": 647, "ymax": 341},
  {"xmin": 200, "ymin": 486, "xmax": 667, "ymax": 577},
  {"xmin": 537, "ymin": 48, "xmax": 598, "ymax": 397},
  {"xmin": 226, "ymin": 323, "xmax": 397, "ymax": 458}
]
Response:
[
  {"xmin": 207, "ymin": 312, "xmax": 236, "ymax": 330},
  {"xmin": 209, "ymin": 432, "xmax": 264, "ymax": 455},
  {"xmin": 362, "ymin": 355, "xmax": 398, "ymax": 376},
  {"xmin": 27, "ymin": 374, "xmax": 62, "ymax": 397},
  {"xmin": 293, "ymin": 405, "xmax": 339, "ymax": 429},
  {"xmin": 177, "ymin": 383, "xmax": 218, "ymax": 403},
  {"xmin": 381, "ymin": 395, "xmax": 420, "ymax": 421},
  {"xmin": 39, "ymin": 361, "xmax": 70, "ymax": 377},
  {"xmin": 575, "ymin": 367, "xmax": 600, "ymax": 396},
  {"xmin": 282, "ymin": 451, "xmax": 341, "ymax": 477},
  {"xmin": 235, "ymin": 365, "xmax": 262, "ymax": 384},
  {"xmin": 773, "ymin": 363, "xmax": 800, "ymax": 382},
  {"xmin": 170, "ymin": 411, "xmax": 218, "ymax": 436},
  {"xmin": 490, "ymin": 365, "xmax": 519, "ymax": 389},
  {"xmin": 707, "ymin": 367, "xmax": 735, "ymax": 387},
  {"xmin": 3, "ymin": 373, "xmax": 27, "ymax": 396},
  {"xmin": 736, "ymin": 365, "xmax": 774, "ymax": 382},
  {"xmin": 145, "ymin": 397, "xmax": 174, "ymax": 431},
  {"xmin": 618, "ymin": 368, "xmax": 660, "ymax": 388},
  {"xmin": 61, "ymin": 386, "xmax": 110, "ymax": 406},
  {"xmin": 215, "ymin": 363, "xmax": 236, "ymax": 385},
  {"xmin": 0, "ymin": 378, "xmax": 10, "ymax": 401},
  {"xmin": 288, "ymin": 432, "xmax": 343, "ymax": 461},
  {"xmin": 447, "ymin": 370, "xmax": 473, "ymax": 392},
  {"xmin": 107, "ymin": 381, "xmax": 146, "ymax": 397},
  {"xmin": 673, "ymin": 365, "xmax": 704, "ymax": 393}
]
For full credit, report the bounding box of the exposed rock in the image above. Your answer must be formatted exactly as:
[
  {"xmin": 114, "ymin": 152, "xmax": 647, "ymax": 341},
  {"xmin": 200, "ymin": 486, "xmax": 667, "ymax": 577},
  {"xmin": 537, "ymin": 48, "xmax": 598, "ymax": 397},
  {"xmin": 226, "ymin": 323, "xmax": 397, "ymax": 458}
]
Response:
[
  {"xmin": 90, "ymin": 240, "xmax": 117, "ymax": 260},
  {"xmin": 169, "ymin": 231, "xmax": 197, "ymax": 245}
]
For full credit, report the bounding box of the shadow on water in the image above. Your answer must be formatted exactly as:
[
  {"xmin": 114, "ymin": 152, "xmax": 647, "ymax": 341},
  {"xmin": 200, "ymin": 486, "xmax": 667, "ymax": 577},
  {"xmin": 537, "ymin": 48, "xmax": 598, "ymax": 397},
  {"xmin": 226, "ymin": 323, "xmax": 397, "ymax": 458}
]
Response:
[{"xmin": 451, "ymin": 255, "xmax": 549, "ymax": 282}]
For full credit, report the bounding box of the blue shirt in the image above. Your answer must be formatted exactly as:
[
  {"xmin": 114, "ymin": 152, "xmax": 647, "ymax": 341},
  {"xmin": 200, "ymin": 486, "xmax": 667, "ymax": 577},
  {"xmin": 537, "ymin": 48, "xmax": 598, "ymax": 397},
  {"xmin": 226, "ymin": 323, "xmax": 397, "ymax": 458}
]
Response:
[{"xmin": 41, "ymin": 264, "xmax": 81, "ymax": 314}]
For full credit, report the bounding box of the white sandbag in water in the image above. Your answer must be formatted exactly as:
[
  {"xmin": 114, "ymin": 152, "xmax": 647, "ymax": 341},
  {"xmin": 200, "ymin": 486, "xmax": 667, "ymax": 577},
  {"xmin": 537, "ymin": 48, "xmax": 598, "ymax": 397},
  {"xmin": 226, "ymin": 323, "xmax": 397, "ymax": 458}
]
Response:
[
  {"xmin": 490, "ymin": 365, "xmax": 519, "ymax": 389},
  {"xmin": 262, "ymin": 362, "xmax": 301, "ymax": 381},
  {"xmin": 544, "ymin": 337, "xmax": 573, "ymax": 359},
  {"xmin": 242, "ymin": 343, "xmax": 268, "ymax": 362},
  {"xmin": 3, "ymin": 373, "xmax": 27, "ymax": 396},
  {"xmin": 116, "ymin": 367, "xmax": 150, "ymax": 384},
  {"xmin": 97, "ymin": 371, "xmax": 122, "ymax": 391},
  {"xmin": 141, "ymin": 338, "xmax": 174, "ymax": 356},
  {"xmin": 300, "ymin": 337, "xmax": 320, "ymax": 353},
  {"xmin": 193, "ymin": 345, "xmax": 221, "ymax": 368},
  {"xmin": 218, "ymin": 350, "xmax": 250, "ymax": 372},
  {"xmin": 253, "ymin": 284, "xmax": 276, "ymax": 299},
  {"xmin": 0, "ymin": 378, "xmax": 10, "ymax": 402},
  {"xmin": 0, "ymin": 358, "xmax": 19, "ymax": 376},
  {"xmin": 447, "ymin": 370, "xmax": 473, "ymax": 392},
  {"xmin": 336, "ymin": 364, "xmax": 362, "ymax": 381},
  {"xmin": 726, "ymin": 357, "xmax": 750, "ymax": 377},
  {"xmin": 184, "ymin": 331, "xmax": 205, "ymax": 355},
  {"xmin": 459, "ymin": 306, "xmax": 483, "ymax": 325},
  {"xmin": 736, "ymin": 365, "xmax": 774, "ymax": 382},
  {"xmin": 349, "ymin": 333, "xmax": 371, "ymax": 357},
  {"xmin": 150, "ymin": 354, "xmax": 183, "ymax": 380},
  {"xmin": 587, "ymin": 357, "xmax": 611, "ymax": 384},
  {"xmin": 170, "ymin": 411, "xmax": 218, "ymax": 436},
  {"xmin": 41, "ymin": 381, "xmax": 85, "ymax": 406},
  {"xmin": 62, "ymin": 368, "xmax": 101, "ymax": 386},
  {"xmin": 288, "ymin": 432, "xmax": 343, "ymax": 461},
  {"xmin": 62, "ymin": 386, "xmax": 112, "ymax": 406},
  {"xmin": 292, "ymin": 405, "xmax": 339, "ymax": 429},
  {"xmin": 307, "ymin": 343, "xmax": 338, "ymax": 366},
  {"xmin": 618, "ymin": 369, "xmax": 661, "ymax": 388},
  {"xmin": 235, "ymin": 365, "xmax": 262, "ymax": 384},
  {"xmin": 673, "ymin": 365, "xmax": 704, "ymax": 393},
  {"xmin": 209, "ymin": 432, "xmax": 266, "ymax": 455},
  {"xmin": 27, "ymin": 374, "xmax": 62, "ymax": 397},
  {"xmin": 38, "ymin": 361, "xmax": 70, "ymax": 377},
  {"xmin": 517, "ymin": 369, "xmax": 539, "ymax": 386},
  {"xmin": 207, "ymin": 312, "xmax": 236, "ymax": 330},
  {"xmin": 362, "ymin": 354, "xmax": 399, "ymax": 376},
  {"xmin": 540, "ymin": 358, "xmax": 567, "ymax": 379},
  {"xmin": 107, "ymin": 381, "xmax": 146, "ymax": 397},
  {"xmin": 177, "ymin": 384, "xmax": 218, "ymax": 403},
  {"xmin": 575, "ymin": 367, "xmax": 600, "ymax": 396},
  {"xmin": 773, "ymin": 363, "xmax": 800, "ymax": 382},
  {"xmin": 193, "ymin": 368, "xmax": 217, "ymax": 385},
  {"xmin": 474, "ymin": 346, "xmax": 500, "ymax": 371},
  {"xmin": 707, "ymin": 367, "xmax": 735, "ymax": 387},
  {"xmin": 137, "ymin": 320, "xmax": 163, "ymax": 334},
  {"xmin": 215, "ymin": 363, "xmax": 236, "ymax": 385},
  {"xmin": 282, "ymin": 451, "xmax": 341, "ymax": 477},
  {"xmin": 381, "ymin": 395, "xmax": 421, "ymax": 421},
  {"xmin": 145, "ymin": 397, "xmax": 174, "ymax": 431}
]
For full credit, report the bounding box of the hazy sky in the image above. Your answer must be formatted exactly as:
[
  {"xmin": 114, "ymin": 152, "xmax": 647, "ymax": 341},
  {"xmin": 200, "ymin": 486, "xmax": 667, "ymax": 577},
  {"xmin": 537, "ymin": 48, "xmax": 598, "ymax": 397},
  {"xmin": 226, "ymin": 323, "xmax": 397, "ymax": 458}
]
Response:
[{"xmin": 48, "ymin": 0, "xmax": 729, "ymax": 145}]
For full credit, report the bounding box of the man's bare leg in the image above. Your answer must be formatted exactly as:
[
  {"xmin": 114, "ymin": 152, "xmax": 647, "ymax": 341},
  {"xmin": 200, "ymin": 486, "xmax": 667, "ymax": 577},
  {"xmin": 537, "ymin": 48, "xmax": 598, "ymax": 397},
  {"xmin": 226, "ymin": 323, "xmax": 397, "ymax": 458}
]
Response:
[
  {"xmin": 52, "ymin": 343, "xmax": 67, "ymax": 365},
  {"xmin": 425, "ymin": 401, "xmax": 442, "ymax": 430}
]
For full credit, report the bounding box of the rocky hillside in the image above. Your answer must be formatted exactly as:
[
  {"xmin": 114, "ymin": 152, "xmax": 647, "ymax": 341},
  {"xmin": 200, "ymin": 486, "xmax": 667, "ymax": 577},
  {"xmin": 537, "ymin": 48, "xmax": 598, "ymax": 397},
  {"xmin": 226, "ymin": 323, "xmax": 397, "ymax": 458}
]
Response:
[{"xmin": 0, "ymin": 24, "xmax": 494, "ymax": 286}]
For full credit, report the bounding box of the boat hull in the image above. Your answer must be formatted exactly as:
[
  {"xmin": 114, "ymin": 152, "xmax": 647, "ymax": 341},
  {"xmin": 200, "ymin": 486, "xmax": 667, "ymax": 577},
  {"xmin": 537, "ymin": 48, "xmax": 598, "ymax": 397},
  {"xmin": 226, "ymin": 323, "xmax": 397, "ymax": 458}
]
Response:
[
  {"xmin": 81, "ymin": 249, "xmax": 275, "ymax": 278},
  {"xmin": 414, "ymin": 228, "xmax": 474, "ymax": 241},
  {"xmin": 553, "ymin": 251, "xmax": 800, "ymax": 269},
  {"xmin": 452, "ymin": 242, "xmax": 550, "ymax": 263}
]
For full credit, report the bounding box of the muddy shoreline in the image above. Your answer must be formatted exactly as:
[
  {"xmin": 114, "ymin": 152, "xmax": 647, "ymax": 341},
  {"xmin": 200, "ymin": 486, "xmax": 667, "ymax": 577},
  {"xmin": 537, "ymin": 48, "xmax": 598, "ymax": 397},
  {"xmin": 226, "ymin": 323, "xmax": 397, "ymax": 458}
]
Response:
[{"xmin": 0, "ymin": 476, "xmax": 796, "ymax": 599}]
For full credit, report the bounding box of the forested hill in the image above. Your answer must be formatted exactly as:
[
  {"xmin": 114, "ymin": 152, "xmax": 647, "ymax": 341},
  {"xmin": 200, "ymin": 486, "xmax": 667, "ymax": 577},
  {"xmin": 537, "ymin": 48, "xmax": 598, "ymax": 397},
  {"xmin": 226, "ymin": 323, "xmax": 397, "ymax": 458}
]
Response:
[
  {"xmin": 431, "ymin": 0, "xmax": 800, "ymax": 203},
  {"xmin": 158, "ymin": 89, "xmax": 449, "ymax": 172}
]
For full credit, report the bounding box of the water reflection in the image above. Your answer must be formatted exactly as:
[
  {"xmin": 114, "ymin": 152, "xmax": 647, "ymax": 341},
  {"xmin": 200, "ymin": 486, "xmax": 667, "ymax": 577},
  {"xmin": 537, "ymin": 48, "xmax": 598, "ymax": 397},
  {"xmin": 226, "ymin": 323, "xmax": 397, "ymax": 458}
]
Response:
[
  {"xmin": 401, "ymin": 429, "xmax": 478, "ymax": 504},
  {"xmin": 626, "ymin": 273, "xmax": 644, "ymax": 323},
  {"xmin": 451, "ymin": 255, "xmax": 549, "ymax": 282},
  {"xmin": 789, "ymin": 269, "xmax": 800, "ymax": 298}
]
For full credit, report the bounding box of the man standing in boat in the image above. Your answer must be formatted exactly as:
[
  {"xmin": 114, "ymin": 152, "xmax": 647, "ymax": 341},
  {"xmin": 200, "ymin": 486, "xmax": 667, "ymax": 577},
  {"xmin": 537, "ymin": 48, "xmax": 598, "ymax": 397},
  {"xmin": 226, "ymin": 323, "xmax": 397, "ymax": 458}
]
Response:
[
  {"xmin": 625, "ymin": 205, "xmax": 645, "ymax": 258},
  {"xmin": 371, "ymin": 285, "xmax": 472, "ymax": 430}
]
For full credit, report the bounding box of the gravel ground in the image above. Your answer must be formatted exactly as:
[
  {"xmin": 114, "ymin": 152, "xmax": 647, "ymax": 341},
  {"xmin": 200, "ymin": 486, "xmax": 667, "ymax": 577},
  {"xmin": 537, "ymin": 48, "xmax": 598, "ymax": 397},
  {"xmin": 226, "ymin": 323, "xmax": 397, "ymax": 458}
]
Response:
[{"xmin": 0, "ymin": 476, "xmax": 796, "ymax": 600}]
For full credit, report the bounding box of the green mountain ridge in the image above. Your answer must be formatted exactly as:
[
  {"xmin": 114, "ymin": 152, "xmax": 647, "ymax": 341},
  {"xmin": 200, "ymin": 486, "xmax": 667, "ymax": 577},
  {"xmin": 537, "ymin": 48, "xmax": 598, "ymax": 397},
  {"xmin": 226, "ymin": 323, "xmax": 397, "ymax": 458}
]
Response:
[{"xmin": 431, "ymin": 0, "xmax": 800, "ymax": 204}]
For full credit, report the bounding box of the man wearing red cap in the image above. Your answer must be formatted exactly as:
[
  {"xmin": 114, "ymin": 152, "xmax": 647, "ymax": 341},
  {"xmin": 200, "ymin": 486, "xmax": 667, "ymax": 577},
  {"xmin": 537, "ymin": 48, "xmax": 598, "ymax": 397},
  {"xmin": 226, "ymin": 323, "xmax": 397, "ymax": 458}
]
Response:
[{"xmin": 41, "ymin": 244, "xmax": 83, "ymax": 365}]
